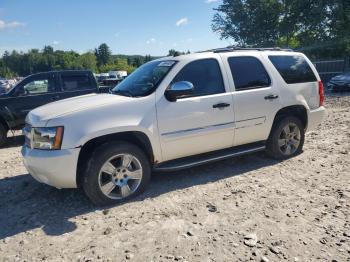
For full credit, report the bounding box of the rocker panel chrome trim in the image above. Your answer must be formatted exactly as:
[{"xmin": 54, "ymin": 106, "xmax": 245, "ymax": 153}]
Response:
[{"xmin": 154, "ymin": 145, "xmax": 266, "ymax": 172}]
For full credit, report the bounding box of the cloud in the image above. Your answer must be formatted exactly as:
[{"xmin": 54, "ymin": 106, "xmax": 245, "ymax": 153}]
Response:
[
  {"xmin": 0, "ymin": 20, "xmax": 25, "ymax": 30},
  {"xmin": 53, "ymin": 40, "xmax": 60, "ymax": 45},
  {"xmin": 205, "ymin": 0, "xmax": 218, "ymax": 3},
  {"xmin": 146, "ymin": 38, "xmax": 156, "ymax": 44},
  {"xmin": 176, "ymin": 18, "xmax": 188, "ymax": 27}
]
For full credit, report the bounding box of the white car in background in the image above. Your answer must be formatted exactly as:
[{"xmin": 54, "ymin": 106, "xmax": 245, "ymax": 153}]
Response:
[
  {"xmin": 109, "ymin": 71, "xmax": 127, "ymax": 79},
  {"xmin": 22, "ymin": 47, "xmax": 326, "ymax": 205}
]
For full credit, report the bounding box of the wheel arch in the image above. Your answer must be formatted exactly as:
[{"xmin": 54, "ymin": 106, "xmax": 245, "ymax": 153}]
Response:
[
  {"xmin": 76, "ymin": 131, "xmax": 154, "ymax": 188},
  {"xmin": 272, "ymin": 105, "xmax": 308, "ymax": 131}
]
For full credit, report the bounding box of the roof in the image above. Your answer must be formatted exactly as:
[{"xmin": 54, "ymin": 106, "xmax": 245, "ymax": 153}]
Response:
[
  {"xmin": 201, "ymin": 46, "xmax": 294, "ymax": 53},
  {"xmin": 27, "ymin": 70, "xmax": 93, "ymax": 76}
]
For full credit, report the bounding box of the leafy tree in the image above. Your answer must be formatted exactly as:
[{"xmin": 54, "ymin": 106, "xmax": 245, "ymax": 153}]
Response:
[
  {"xmin": 212, "ymin": 0, "xmax": 350, "ymax": 58},
  {"xmin": 127, "ymin": 57, "xmax": 132, "ymax": 66},
  {"xmin": 43, "ymin": 45, "xmax": 54, "ymax": 54},
  {"xmin": 168, "ymin": 49, "xmax": 185, "ymax": 56},
  {"xmin": 94, "ymin": 43, "xmax": 112, "ymax": 67},
  {"xmin": 76, "ymin": 52, "xmax": 98, "ymax": 71},
  {"xmin": 132, "ymin": 57, "xmax": 142, "ymax": 67},
  {"xmin": 212, "ymin": 0, "xmax": 281, "ymax": 47},
  {"xmin": 144, "ymin": 55, "xmax": 152, "ymax": 63}
]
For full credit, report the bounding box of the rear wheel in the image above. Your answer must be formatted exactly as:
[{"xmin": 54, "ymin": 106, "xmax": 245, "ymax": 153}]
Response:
[
  {"xmin": 82, "ymin": 141, "xmax": 151, "ymax": 206},
  {"xmin": 266, "ymin": 116, "xmax": 305, "ymax": 159},
  {"xmin": 0, "ymin": 123, "xmax": 8, "ymax": 147}
]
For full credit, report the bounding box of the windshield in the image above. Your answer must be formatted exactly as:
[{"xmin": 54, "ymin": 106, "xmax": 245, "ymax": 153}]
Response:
[{"xmin": 112, "ymin": 60, "xmax": 176, "ymax": 97}]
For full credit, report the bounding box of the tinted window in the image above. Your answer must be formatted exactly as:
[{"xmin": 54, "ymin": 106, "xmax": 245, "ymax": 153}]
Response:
[
  {"xmin": 268, "ymin": 55, "xmax": 317, "ymax": 84},
  {"xmin": 172, "ymin": 59, "xmax": 225, "ymax": 97},
  {"xmin": 228, "ymin": 56, "xmax": 271, "ymax": 91},
  {"xmin": 61, "ymin": 74, "xmax": 91, "ymax": 91}
]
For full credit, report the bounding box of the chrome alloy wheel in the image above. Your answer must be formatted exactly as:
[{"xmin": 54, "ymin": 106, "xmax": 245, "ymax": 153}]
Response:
[
  {"xmin": 278, "ymin": 123, "xmax": 301, "ymax": 156},
  {"xmin": 98, "ymin": 154, "xmax": 143, "ymax": 199}
]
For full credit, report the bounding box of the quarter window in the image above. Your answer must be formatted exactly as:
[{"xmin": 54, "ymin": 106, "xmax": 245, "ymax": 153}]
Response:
[
  {"xmin": 228, "ymin": 56, "xmax": 271, "ymax": 91},
  {"xmin": 61, "ymin": 74, "xmax": 91, "ymax": 91},
  {"xmin": 172, "ymin": 59, "xmax": 225, "ymax": 98},
  {"xmin": 268, "ymin": 55, "xmax": 317, "ymax": 84}
]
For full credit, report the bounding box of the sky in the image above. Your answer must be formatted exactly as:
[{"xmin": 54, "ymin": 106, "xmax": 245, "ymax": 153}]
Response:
[{"xmin": 0, "ymin": 0, "xmax": 232, "ymax": 56}]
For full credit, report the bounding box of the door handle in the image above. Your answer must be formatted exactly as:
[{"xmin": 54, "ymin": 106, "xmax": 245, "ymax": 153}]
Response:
[
  {"xmin": 264, "ymin": 94, "xmax": 279, "ymax": 100},
  {"xmin": 213, "ymin": 103, "xmax": 230, "ymax": 109}
]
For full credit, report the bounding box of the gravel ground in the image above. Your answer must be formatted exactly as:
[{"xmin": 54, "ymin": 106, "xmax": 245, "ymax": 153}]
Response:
[{"xmin": 0, "ymin": 94, "xmax": 349, "ymax": 262}]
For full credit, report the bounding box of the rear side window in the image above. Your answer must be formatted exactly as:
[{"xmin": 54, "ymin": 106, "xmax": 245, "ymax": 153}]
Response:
[
  {"xmin": 61, "ymin": 74, "xmax": 91, "ymax": 91},
  {"xmin": 268, "ymin": 55, "xmax": 317, "ymax": 84},
  {"xmin": 172, "ymin": 58, "xmax": 225, "ymax": 97},
  {"xmin": 228, "ymin": 56, "xmax": 271, "ymax": 91}
]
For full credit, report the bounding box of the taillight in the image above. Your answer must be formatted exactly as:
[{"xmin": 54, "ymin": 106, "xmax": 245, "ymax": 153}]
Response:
[{"xmin": 318, "ymin": 81, "xmax": 324, "ymax": 107}]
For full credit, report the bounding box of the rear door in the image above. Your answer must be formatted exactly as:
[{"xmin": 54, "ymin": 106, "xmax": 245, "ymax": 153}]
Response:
[
  {"xmin": 220, "ymin": 53, "xmax": 282, "ymax": 146},
  {"xmin": 57, "ymin": 72, "xmax": 97, "ymax": 99},
  {"xmin": 6, "ymin": 72, "xmax": 59, "ymax": 127}
]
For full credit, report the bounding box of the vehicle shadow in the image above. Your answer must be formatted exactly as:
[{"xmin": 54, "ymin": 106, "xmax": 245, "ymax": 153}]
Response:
[
  {"xmin": 2, "ymin": 134, "xmax": 24, "ymax": 149},
  {"xmin": 0, "ymin": 152, "xmax": 279, "ymax": 240}
]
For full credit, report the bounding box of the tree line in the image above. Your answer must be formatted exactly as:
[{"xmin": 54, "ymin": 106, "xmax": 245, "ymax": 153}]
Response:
[
  {"xmin": 212, "ymin": 0, "xmax": 350, "ymax": 59},
  {"xmin": 0, "ymin": 44, "xmax": 157, "ymax": 78}
]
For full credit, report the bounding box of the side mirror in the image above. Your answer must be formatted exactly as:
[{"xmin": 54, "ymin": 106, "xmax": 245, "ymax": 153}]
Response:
[{"xmin": 165, "ymin": 81, "xmax": 194, "ymax": 102}]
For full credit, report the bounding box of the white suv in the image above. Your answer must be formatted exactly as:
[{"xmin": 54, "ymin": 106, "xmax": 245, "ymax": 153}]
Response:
[{"xmin": 22, "ymin": 48, "xmax": 326, "ymax": 205}]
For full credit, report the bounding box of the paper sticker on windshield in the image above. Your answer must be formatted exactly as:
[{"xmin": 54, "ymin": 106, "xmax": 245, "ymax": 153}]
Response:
[{"xmin": 158, "ymin": 61, "xmax": 176, "ymax": 67}]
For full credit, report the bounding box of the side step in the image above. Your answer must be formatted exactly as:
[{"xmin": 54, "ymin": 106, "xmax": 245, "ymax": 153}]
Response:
[{"xmin": 154, "ymin": 142, "xmax": 266, "ymax": 172}]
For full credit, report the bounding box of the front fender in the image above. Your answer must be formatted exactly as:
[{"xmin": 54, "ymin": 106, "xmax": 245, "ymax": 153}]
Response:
[{"xmin": 76, "ymin": 126, "xmax": 162, "ymax": 163}]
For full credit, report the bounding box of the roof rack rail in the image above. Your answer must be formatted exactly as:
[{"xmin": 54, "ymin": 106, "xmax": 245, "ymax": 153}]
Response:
[{"xmin": 199, "ymin": 46, "xmax": 294, "ymax": 53}]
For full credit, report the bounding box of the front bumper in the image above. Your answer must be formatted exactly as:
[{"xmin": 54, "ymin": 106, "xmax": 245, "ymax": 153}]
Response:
[
  {"xmin": 307, "ymin": 106, "xmax": 326, "ymax": 132},
  {"xmin": 21, "ymin": 146, "xmax": 80, "ymax": 189}
]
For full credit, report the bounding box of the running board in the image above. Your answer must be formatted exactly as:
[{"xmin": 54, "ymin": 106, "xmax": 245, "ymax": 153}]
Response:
[{"xmin": 154, "ymin": 142, "xmax": 266, "ymax": 172}]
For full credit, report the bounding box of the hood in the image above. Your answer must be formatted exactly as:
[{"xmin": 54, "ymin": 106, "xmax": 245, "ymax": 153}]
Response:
[{"xmin": 26, "ymin": 93, "xmax": 134, "ymax": 125}]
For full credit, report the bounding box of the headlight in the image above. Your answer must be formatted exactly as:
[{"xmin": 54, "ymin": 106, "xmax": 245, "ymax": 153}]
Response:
[{"xmin": 31, "ymin": 126, "xmax": 64, "ymax": 150}]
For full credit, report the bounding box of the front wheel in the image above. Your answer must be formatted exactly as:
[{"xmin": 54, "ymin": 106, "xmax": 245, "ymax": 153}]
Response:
[
  {"xmin": 266, "ymin": 116, "xmax": 305, "ymax": 159},
  {"xmin": 82, "ymin": 142, "xmax": 151, "ymax": 206}
]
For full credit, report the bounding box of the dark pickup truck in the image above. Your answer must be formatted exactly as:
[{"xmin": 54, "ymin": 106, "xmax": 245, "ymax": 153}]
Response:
[{"xmin": 0, "ymin": 70, "xmax": 108, "ymax": 146}]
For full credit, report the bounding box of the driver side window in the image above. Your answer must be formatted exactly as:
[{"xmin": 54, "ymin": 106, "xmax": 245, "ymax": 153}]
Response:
[
  {"xmin": 21, "ymin": 76, "xmax": 55, "ymax": 95},
  {"xmin": 172, "ymin": 58, "xmax": 225, "ymax": 98}
]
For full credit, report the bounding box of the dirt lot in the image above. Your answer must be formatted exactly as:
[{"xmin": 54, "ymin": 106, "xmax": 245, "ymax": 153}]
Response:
[{"xmin": 0, "ymin": 95, "xmax": 349, "ymax": 262}]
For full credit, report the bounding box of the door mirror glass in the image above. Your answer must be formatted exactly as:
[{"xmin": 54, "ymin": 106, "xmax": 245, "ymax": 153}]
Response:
[{"xmin": 165, "ymin": 81, "xmax": 194, "ymax": 102}]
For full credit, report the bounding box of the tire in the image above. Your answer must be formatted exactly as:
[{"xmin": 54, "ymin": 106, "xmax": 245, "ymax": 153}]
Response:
[
  {"xmin": 266, "ymin": 116, "xmax": 305, "ymax": 160},
  {"xmin": 82, "ymin": 141, "xmax": 151, "ymax": 206},
  {"xmin": 0, "ymin": 123, "xmax": 8, "ymax": 147}
]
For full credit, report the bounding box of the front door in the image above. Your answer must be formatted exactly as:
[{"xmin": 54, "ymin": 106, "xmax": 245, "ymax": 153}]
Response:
[
  {"xmin": 7, "ymin": 72, "xmax": 59, "ymax": 127},
  {"xmin": 156, "ymin": 58, "xmax": 235, "ymax": 161}
]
